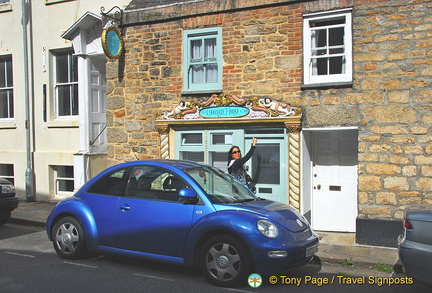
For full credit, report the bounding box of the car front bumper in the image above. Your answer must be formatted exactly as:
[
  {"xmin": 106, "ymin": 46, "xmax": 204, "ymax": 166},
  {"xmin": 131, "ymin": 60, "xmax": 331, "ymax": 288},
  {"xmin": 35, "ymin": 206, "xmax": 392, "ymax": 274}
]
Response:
[
  {"xmin": 0, "ymin": 195, "xmax": 19, "ymax": 212},
  {"xmin": 248, "ymin": 229, "xmax": 320, "ymax": 273}
]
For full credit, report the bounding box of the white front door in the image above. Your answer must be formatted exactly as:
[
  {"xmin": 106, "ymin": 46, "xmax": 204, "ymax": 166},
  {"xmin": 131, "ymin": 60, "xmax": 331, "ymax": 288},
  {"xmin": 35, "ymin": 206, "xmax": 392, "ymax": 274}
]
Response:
[
  {"xmin": 311, "ymin": 130, "xmax": 358, "ymax": 232},
  {"xmin": 89, "ymin": 58, "xmax": 107, "ymax": 154}
]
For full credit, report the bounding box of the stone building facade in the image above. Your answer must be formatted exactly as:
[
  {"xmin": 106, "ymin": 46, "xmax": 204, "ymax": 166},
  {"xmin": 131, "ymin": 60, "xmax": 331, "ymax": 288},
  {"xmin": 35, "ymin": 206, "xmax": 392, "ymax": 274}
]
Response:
[{"xmin": 105, "ymin": 0, "xmax": 432, "ymax": 247}]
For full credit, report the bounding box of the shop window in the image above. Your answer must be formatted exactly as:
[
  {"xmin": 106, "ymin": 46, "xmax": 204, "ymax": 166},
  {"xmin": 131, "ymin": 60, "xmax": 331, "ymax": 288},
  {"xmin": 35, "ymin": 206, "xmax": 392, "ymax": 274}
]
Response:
[
  {"xmin": 181, "ymin": 133, "xmax": 203, "ymax": 145},
  {"xmin": 0, "ymin": 164, "xmax": 14, "ymax": 185},
  {"xmin": 53, "ymin": 165, "xmax": 74, "ymax": 195},
  {"xmin": 183, "ymin": 27, "xmax": 222, "ymax": 93},
  {"xmin": 0, "ymin": 55, "xmax": 13, "ymax": 119},
  {"xmin": 54, "ymin": 50, "xmax": 78, "ymax": 118},
  {"xmin": 303, "ymin": 9, "xmax": 352, "ymax": 87}
]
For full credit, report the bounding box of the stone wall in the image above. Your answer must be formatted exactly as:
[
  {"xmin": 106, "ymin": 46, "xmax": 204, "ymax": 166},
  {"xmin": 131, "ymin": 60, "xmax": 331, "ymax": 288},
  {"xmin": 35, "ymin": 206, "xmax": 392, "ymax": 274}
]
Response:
[{"xmin": 106, "ymin": 0, "xmax": 432, "ymax": 221}]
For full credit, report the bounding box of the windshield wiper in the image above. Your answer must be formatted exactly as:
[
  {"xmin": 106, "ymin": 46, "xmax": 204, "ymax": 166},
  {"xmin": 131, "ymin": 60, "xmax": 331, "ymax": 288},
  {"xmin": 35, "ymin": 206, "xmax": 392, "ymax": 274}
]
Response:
[{"xmin": 238, "ymin": 198, "xmax": 258, "ymax": 203}]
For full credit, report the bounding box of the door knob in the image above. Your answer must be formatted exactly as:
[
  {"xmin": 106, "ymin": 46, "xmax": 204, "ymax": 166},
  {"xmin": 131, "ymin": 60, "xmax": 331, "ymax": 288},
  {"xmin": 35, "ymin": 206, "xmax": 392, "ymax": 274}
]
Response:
[{"xmin": 315, "ymin": 184, "xmax": 321, "ymax": 190}]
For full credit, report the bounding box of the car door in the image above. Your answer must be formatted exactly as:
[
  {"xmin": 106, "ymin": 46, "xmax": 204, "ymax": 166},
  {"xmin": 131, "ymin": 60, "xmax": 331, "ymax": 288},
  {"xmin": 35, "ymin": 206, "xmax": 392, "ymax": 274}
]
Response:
[
  {"xmin": 115, "ymin": 165, "xmax": 196, "ymax": 258},
  {"xmin": 83, "ymin": 167, "xmax": 129, "ymax": 247}
]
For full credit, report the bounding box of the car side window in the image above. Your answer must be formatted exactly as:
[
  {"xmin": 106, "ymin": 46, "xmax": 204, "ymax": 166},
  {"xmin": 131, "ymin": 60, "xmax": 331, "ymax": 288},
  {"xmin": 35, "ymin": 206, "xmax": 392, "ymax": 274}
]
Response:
[
  {"xmin": 87, "ymin": 168, "xmax": 128, "ymax": 196},
  {"xmin": 126, "ymin": 166, "xmax": 189, "ymax": 202}
]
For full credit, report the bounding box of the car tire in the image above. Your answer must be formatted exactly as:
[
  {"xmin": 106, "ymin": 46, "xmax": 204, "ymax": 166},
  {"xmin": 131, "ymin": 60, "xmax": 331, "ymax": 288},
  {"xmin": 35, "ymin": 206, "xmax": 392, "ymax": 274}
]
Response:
[
  {"xmin": 0, "ymin": 211, "xmax": 11, "ymax": 226},
  {"xmin": 52, "ymin": 216, "xmax": 86, "ymax": 260},
  {"xmin": 200, "ymin": 235, "xmax": 252, "ymax": 287}
]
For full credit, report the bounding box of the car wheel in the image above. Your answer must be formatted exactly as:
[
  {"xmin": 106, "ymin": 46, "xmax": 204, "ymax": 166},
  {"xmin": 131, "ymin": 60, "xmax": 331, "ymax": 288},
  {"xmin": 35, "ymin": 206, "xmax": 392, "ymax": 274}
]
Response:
[
  {"xmin": 200, "ymin": 235, "xmax": 252, "ymax": 287},
  {"xmin": 0, "ymin": 211, "xmax": 11, "ymax": 226},
  {"xmin": 52, "ymin": 216, "xmax": 86, "ymax": 259}
]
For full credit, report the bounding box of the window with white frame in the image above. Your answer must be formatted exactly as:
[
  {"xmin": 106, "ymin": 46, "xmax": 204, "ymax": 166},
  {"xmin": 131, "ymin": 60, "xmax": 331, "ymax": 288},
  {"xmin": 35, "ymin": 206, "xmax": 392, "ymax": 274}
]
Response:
[
  {"xmin": 53, "ymin": 165, "xmax": 74, "ymax": 195},
  {"xmin": 0, "ymin": 164, "xmax": 14, "ymax": 185},
  {"xmin": 54, "ymin": 50, "xmax": 78, "ymax": 118},
  {"xmin": 0, "ymin": 55, "xmax": 13, "ymax": 119},
  {"xmin": 303, "ymin": 9, "xmax": 352, "ymax": 86},
  {"xmin": 183, "ymin": 27, "xmax": 222, "ymax": 93}
]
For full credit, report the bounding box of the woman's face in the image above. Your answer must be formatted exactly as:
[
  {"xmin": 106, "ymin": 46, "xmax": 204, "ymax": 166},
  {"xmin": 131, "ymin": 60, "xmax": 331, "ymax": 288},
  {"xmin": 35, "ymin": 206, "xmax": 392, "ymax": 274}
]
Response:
[{"xmin": 231, "ymin": 147, "xmax": 241, "ymax": 160}]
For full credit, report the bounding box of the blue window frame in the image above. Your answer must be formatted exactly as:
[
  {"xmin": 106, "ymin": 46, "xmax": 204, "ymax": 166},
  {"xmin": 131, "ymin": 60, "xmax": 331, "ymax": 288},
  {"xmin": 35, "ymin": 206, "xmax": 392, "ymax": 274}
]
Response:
[{"xmin": 183, "ymin": 27, "xmax": 222, "ymax": 93}]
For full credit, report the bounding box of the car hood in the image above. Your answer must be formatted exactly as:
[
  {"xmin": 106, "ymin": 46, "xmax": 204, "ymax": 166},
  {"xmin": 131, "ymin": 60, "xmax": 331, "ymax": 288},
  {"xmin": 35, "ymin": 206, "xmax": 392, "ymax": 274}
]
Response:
[
  {"xmin": 214, "ymin": 199, "xmax": 309, "ymax": 232},
  {"xmin": 0, "ymin": 177, "xmax": 12, "ymax": 185}
]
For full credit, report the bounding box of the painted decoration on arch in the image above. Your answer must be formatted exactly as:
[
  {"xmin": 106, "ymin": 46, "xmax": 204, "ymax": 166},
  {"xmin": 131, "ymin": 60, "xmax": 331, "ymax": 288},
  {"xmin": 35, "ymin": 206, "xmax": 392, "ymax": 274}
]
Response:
[{"xmin": 161, "ymin": 94, "xmax": 301, "ymax": 120}]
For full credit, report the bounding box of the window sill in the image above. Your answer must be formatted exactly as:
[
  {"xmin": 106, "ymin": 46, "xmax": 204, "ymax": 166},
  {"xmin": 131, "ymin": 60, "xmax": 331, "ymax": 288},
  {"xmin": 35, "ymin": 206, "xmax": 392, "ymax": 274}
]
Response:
[
  {"xmin": 47, "ymin": 120, "xmax": 79, "ymax": 128},
  {"xmin": 0, "ymin": 4, "xmax": 12, "ymax": 13},
  {"xmin": 181, "ymin": 89, "xmax": 223, "ymax": 95},
  {"xmin": 301, "ymin": 81, "xmax": 353, "ymax": 90},
  {"xmin": 45, "ymin": 0, "xmax": 75, "ymax": 6},
  {"xmin": 0, "ymin": 121, "xmax": 16, "ymax": 129}
]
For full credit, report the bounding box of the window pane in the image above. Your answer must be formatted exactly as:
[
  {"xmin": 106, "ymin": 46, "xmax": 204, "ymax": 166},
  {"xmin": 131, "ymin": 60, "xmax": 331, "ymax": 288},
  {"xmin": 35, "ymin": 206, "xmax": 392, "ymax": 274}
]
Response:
[
  {"xmin": 0, "ymin": 164, "xmax": 14, "ymax": 185},
  {"xmin": 313, "ymin": 29, "xmax": 327, "ymax": 48},
  {"xmin": 206, "ymin": 64, "xmax": 218, "ymax": 83},
  {"xmin": 210, "ymin": 152, "xmax": 226, "ymax": 170},
  {"xmin": 72, "ymin": 84, "xmax": 79, "ymax": 115},
  {"xmin": 212, "ymin": 134, "xmax": 232, "ymax": 145},
  {"xmin": 180, "ymin": 151, "xmax": 204, "ymax": 163},
  {"xmin": 0, "ymin": 60, "xmax": 5, "ymax": 88},
  {"xmin": 6, "ymin": 58, "xmax": 12, "ymax": 86},
  {"xmin": 251, "ymin": 144, "xmax": 280, "ymax": 184},
  {"xmin": 329, "ymin": 27, "xmax": 344, "ymax": 46},
  {"xmin": 57, "ymin": 166, "xmax": 74, "ymax": 178},
  {"xmin": 57, "ymin": 85, "xmax": 71, "ymax": 116},
  {"xmin": 0, "ymin": 91, "xmax": 7, "ymax": 117},
  {"xmin": 316, "ymin": 58, "xmax": 328, "ymax": 75},
  {"xmin": 182, "ymin": 133, "xmax": 202, "ymax": 144},
  {"xmin": 56, "ymin": 54, "xmax": 69, "ymax": 83},
  {"xmin": 204, "ymin": 38, "xmax": 216, "ymax": 59},
  {"xmin": 0, "ymin": 90, "xmax": 12, "ymax": 118},
  {"xmin": 191, "ymin": 40, "xmax": 202, "ymax": 60},
  {"xmin": 58, "ymin": 180, "xmax": 74, "ymax": 192},
  {"xmin": 71, "ymin": 55, "xmax": 78, "ymax": 82},
  {"xmin": 88, "ymin": 169, "xmax": 127, "ymax": 196},
  {"xmin": 329, "ymin": 56, "xmax": 344, "ymax": 74},
  {"xmin": 192, "ymin": 65, "xmax": 204, "ymax": 84}
]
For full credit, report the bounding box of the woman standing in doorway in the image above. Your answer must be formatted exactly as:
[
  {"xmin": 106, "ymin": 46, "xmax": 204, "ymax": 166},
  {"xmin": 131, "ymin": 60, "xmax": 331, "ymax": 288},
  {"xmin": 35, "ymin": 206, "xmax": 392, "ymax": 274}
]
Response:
[{"xmin": 227, "ymin": 138, "xmax": 258, "ymax": 187}]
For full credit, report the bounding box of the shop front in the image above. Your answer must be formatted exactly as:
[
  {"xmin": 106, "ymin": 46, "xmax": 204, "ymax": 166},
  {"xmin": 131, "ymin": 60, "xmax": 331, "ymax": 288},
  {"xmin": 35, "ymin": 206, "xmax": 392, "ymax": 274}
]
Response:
[{"xmin": 156, "ymin": 94, "xmax": 303, "ymax": 210}]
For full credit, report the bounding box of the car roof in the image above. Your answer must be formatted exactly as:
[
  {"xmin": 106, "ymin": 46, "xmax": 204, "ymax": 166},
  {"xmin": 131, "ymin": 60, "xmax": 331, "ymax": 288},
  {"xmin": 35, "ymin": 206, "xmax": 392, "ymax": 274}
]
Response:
[{"xmin": 115, "ymin": 159, "xmax": 209, "ymax": 171}]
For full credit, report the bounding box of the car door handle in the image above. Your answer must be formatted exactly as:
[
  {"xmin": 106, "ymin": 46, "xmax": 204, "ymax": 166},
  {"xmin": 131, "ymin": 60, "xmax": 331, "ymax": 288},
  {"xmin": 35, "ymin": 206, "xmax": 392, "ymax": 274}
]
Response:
[{"xmin": 119, "ymin": 204, "xmax": 131, "ymax": 211}]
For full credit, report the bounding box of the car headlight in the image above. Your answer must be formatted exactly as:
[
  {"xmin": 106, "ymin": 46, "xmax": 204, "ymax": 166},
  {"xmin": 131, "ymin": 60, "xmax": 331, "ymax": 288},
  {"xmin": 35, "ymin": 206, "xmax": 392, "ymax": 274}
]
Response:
[
  {"xmin": 257, "ymin": 220, "xmax": 279, "ymax": 239},
  {"xmin": 1, "ymin": 185, "xmax": 14, "ymax": 194}
]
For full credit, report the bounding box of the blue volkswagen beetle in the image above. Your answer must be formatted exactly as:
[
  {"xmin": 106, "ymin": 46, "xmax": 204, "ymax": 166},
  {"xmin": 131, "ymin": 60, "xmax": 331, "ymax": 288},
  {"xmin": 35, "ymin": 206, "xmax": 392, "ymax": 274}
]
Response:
[{"xmin": 46, "ymin": 160, "xmax": 319, "ymax": 287}]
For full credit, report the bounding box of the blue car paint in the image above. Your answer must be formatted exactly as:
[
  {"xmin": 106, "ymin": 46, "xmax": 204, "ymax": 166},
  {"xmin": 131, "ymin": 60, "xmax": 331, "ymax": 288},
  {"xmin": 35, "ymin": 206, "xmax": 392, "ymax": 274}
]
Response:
[
  {"xmin": 46, "ymin": 198, "xmax": 99, "ymax": 250},
  {"xmin": 47, "ymin": 159, "xmax": 319, "ymax": 274}
]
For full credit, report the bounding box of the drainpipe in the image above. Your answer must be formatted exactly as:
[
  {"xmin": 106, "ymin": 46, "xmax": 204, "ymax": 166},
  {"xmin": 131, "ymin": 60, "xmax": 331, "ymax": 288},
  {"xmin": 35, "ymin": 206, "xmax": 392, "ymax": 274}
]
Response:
[{"xmin": 22, "ymin": 0, "xmax": 34, "ymax": 202}]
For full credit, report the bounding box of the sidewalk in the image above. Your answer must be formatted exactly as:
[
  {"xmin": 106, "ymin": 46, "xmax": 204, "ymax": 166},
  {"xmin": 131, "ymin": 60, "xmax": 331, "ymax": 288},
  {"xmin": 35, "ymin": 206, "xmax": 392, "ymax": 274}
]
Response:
[{"xmin": 9, "ymin": 201, "xmax": 401, "ymax": 270}]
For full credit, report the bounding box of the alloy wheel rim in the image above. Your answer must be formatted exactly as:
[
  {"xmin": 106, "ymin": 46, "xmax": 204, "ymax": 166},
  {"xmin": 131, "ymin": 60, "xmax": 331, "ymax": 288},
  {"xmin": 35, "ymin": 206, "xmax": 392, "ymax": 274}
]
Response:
[
  {"xmin": 206, "ymin": 242, "xmax": 241, "ymax": 281},
  {"xmin": 55, "ymin": 223, "xmax": 79, "ymax": 254}
]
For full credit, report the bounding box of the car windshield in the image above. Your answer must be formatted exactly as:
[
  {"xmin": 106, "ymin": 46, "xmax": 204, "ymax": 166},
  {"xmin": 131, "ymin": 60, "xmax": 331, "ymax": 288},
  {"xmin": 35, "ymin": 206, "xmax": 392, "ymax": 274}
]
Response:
[{"xmin": 184, "ymin": 166, "xmax": 257, "ymax": 204}]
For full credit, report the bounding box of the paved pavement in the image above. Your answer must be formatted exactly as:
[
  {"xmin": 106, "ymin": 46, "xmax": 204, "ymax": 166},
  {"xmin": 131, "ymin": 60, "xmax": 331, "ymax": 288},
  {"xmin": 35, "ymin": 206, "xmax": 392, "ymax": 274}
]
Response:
[{"xmin": 9, "ymin": 200, "xmax": 401, "ymax": 271}]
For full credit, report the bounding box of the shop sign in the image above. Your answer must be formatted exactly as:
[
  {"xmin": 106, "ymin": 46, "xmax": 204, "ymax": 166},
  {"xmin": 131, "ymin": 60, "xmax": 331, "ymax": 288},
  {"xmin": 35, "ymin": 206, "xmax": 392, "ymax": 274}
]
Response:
[{"xmin": 200, "ymin": 106, "xmax": 250, "ymax": 118}]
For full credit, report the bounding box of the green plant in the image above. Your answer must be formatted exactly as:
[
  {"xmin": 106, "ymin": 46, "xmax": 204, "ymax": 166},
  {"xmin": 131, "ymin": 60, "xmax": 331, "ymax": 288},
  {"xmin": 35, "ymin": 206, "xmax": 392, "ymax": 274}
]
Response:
[
  {"xmin": 339, "ymin": 259, "xmax": 354, "ymax": 267},
  {"xmin": 375, "ymin": 263, "xmax": 393, "ymax": 273}
]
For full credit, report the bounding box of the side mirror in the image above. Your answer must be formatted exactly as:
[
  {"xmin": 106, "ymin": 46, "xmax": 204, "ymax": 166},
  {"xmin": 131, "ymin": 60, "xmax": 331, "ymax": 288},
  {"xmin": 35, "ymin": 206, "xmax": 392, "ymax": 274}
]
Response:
[
  {"xmin": 178, "ymin": 188, "xmax": 199, "ymax": 204},
  {"xmin": 178, "ymin": 188, "xmax": 197, "ymax": 198}
]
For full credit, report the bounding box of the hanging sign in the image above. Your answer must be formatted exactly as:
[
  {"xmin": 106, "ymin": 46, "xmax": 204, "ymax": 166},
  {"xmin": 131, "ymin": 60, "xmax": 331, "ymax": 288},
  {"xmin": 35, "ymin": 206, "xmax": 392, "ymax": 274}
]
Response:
[{"xmin": 101, "ymin": 26, "xmax": 124, "ymax": 59}]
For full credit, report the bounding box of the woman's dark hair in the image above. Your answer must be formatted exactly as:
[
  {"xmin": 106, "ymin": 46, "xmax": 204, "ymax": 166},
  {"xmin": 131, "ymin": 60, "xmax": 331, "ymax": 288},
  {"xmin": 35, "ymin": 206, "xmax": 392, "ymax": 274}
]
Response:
[{"xmin": 227, "ymin": 146, "xmax": 240, "ymax": 165}]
